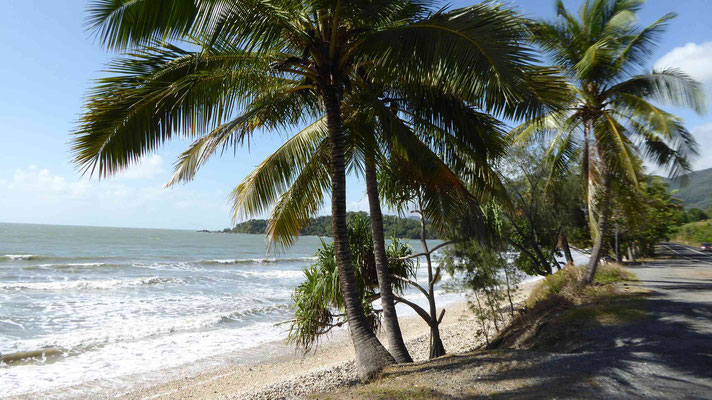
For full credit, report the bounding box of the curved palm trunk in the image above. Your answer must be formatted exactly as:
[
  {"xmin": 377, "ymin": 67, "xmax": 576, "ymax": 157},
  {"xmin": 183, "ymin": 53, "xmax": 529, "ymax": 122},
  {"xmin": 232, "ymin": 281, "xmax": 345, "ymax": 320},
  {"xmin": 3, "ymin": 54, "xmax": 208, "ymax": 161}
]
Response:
[
  {"xmin": 585, "ymin": 174, "xmax": 613, "ymax": 283},
  {"xmin": 323, "ymin": 87, "xmax": 394, "ymax": 381},
  {"xmin": 364, "ymin": 156, "xmax": 413, "ymax": 364}
]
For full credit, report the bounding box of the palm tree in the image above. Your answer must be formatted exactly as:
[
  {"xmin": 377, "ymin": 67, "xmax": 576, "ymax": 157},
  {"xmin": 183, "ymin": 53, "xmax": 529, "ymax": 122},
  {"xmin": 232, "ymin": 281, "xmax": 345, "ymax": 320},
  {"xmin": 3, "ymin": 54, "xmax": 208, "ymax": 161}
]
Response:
[
  {"xmin": 514, "ymin": 0, "xmax": 705, "ymax": 282},
  {"xmin": 74, "ymin": 0, "xmax": 564, "ymax": 379}
]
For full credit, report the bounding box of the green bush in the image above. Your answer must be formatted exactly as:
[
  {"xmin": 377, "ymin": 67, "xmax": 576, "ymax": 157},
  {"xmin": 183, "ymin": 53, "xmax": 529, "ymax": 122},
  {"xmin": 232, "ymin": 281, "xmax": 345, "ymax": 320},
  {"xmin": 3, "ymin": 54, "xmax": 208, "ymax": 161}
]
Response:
[{"xmin": 672, "ymin": 220, "xmax": 712, "ymax": 245}]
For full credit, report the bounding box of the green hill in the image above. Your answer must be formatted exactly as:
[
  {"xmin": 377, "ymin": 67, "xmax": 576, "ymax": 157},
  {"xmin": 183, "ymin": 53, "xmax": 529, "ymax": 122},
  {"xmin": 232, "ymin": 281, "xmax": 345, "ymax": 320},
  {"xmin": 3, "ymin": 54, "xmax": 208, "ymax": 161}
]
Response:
[
  {"xmin": 666, "ymin": 168, "xmax": 712, "ymax": 210},
  {"xmin": 224, "ymin": 211, "xmax": 440, "ymax": 240}
]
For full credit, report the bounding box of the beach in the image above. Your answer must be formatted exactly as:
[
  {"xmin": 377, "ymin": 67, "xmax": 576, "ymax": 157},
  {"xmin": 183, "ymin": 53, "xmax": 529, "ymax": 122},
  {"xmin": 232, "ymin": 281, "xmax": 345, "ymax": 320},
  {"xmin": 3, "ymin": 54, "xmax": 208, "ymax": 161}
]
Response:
[
  {"xmin": 79, "ymin": 281, "xmax": 538, "ymax": 400},
  {"xmin": 1, "ymin": 223, "xmax": 466, "ymax": 399}
]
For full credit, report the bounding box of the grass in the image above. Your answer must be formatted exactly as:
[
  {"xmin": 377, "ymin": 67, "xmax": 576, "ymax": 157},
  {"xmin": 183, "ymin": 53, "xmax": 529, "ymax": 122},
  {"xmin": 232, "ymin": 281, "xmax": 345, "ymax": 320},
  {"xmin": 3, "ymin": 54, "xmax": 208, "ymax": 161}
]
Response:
[
  {"xmin": 672, "ymin": 219, "xmax": 712, "ymax": 245},
  {"xmin": 593, "ymin": 264, "xmax": 636, "ymax": 284},
  {"xmin": 526, "ymin": 264, "xmax": 636, "ymax": 308},
  {"xmin": 560, "ymin": 301, "xmax": 648, "ymax": 325},
  {"xmin": 312, "ymin": 384, "xmax": 453, "ymax": 400}
]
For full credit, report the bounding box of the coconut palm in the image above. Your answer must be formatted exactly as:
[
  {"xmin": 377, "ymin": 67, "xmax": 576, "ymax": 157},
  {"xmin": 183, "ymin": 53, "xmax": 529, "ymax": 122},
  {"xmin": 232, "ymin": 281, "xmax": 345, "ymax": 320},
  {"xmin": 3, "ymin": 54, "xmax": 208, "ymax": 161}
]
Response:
[
  {"xmin": 74, "ymin": 0, "xmax": 564, "ymax": 379},
  {"xmin": 513, "ymin": 0, "xmax": 705, "ymax": 282}
]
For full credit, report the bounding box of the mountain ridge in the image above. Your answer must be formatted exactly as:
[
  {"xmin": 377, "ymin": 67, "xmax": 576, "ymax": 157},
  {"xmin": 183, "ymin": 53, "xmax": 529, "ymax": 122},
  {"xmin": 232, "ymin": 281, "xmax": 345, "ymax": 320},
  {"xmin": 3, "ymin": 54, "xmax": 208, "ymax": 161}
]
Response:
[{"xmin": 666, "ymin": 167, "xmax": 712, "ymax": 210}]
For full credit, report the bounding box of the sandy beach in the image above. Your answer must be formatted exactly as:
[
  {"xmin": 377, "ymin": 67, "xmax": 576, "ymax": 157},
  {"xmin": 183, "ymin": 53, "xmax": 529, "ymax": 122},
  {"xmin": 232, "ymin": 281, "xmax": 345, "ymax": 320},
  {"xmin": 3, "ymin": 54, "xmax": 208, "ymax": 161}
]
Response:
[{"xmin": 62, "ymin": 280, "xmax": 536, "ymax": 400}]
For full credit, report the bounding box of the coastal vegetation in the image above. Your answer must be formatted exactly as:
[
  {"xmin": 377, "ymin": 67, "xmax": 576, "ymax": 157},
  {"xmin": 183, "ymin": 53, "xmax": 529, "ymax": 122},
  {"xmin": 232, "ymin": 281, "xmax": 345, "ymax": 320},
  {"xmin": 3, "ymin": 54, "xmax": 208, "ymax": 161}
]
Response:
[
  {"xmin": 223, "ymin": 212, "xmax": 442, "ymax": 240},
  {"xmin": 71, "ymin": 0, "xmax": 704, "ymax": 391},
  {"xmin": 672, "ymin": 219, "xmax": 712, "ymax": 246},
  {"xmin": 512, "ymin": 0, "xmax": 704, "ymax": 282},
  {"xmin": 288, "ymin": 214, "xmax": 415, "ymax": 350},
  {"xmin": 310, "ymin": 264, "xmax": 645, "ymax": 400}
]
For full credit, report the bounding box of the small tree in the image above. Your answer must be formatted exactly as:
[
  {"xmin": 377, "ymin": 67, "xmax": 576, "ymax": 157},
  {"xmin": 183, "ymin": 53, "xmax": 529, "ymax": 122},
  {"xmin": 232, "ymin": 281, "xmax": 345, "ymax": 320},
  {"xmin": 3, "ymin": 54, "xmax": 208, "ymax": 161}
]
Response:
[
  {"xmin": 610, "ymin": 176, "xmax": 685, "ymax": 258},
  {"xmin": 442, "ymin": 239, "xmax": 521, "ymax": 343},
  {"xmin": 687, "ymin": 208, "xmax": 710, "ymax": 222},
  {"xmin": 499, "ymin": 147, "xmax": 588, "ymax": 274}
]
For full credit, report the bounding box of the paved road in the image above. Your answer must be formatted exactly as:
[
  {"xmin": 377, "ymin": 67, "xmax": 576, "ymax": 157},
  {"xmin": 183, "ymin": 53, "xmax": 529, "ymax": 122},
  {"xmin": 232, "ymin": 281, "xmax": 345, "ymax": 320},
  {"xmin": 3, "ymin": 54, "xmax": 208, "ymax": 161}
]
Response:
[{"xmin": 600, "ymin": 243, "xmax": 712, "ymax": 399}]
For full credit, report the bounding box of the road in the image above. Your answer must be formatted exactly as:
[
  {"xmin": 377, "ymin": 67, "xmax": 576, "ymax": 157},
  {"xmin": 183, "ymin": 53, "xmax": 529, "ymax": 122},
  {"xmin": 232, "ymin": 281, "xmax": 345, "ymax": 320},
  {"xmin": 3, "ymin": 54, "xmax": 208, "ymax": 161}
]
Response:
[{"xmin": 602, "ymin": 243, "xmax": 712, "ymax": 399}]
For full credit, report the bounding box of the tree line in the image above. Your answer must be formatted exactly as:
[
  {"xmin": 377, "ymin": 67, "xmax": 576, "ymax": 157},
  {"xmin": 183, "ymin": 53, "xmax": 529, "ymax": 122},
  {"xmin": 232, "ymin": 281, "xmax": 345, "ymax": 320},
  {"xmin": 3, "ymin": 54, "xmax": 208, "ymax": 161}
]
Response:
[{"xmin": 223, "ymin": 212, "xmax": 441, "ymax": 240}]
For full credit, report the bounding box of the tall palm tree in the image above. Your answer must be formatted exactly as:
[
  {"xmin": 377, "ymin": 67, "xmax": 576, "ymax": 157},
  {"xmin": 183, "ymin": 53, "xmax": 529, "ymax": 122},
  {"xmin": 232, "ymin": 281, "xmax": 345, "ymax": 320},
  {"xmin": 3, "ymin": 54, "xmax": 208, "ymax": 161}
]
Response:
[
  {"xmin": 514, "ymin": 0, "xmax": 705, "ymax": 282},
  {"xmin": 74, "ymin": 0, "xmax": 563, "ymax": 379}
]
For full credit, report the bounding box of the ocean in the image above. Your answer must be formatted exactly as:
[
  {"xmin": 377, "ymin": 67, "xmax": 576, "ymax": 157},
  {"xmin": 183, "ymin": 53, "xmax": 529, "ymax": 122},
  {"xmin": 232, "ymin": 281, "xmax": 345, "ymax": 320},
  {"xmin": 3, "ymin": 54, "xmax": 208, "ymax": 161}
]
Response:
[{"xmin": 0, "ymin": 222, "xmax": 458, "ymax": 398}]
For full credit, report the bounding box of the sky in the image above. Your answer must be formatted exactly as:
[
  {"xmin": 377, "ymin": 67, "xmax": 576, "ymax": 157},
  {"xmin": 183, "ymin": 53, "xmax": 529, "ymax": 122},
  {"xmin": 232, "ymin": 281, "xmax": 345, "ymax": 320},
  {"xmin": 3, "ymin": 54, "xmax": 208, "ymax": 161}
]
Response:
[{"xmin": 1, "ymin": 0, "xmax": 711, "ymax": 230}]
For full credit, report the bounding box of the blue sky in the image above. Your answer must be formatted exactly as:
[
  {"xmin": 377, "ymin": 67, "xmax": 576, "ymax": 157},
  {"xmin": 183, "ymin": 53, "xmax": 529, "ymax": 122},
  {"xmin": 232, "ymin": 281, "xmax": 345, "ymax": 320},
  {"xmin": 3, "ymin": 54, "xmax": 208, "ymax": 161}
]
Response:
[{"xmin": 1, "ymin": 0, "xmax": 711, "ymax": 230}]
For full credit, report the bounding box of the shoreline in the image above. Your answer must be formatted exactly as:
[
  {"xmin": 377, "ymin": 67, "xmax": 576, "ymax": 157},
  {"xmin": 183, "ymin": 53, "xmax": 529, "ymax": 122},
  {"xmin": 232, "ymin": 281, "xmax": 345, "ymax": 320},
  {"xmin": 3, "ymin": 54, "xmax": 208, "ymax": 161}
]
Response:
[{"xmin": 10, "ymin": 281, "xmax": 538, "ymax": 400}]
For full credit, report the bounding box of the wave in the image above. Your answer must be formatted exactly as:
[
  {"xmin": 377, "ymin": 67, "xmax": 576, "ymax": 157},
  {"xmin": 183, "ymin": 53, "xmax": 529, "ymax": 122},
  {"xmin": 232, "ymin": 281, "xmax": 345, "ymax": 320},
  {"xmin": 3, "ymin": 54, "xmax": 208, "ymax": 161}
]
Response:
[
  {"xmin": 11, "ymin": 303, "xmax": 292, "ymax": 356},
  {"xmin": 0, "ymin": 276, "xmax": 176, "ymax": 291},
  {"xmin": 200, "ymin": 256, "xmax": 317, "ymax": 265},
  {"xmin": 2, "ymin": 254, "xmax": 39, "ymax": 261},
  {"xmin": 1, "ymin": 254, "xmax": 109, "ymax": 263},
  {"xmin": 239, "ymin": 270, "xmax": 304, "ymax": 280}
]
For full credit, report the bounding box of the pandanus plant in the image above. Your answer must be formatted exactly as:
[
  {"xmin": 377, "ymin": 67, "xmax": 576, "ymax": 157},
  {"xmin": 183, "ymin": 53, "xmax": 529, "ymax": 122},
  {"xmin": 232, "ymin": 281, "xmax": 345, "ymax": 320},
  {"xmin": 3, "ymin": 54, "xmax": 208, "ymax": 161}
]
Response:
[
  {"xmin": 513, "ymin": 0, "xmax": 705, "ymax": 282},
  {"xmin": 74, "ymin": 0, "xmax": 566, "ymax": 379}
]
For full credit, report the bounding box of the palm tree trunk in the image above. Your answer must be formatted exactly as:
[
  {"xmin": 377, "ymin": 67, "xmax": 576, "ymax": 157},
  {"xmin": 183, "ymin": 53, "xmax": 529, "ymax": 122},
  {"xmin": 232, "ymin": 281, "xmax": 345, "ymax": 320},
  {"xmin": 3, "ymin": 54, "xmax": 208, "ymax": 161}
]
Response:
[
  {"xmin": 364, "ymin": 156, "xmax": 412, "ymax": 364},
  {"xmin": 559, "ymin": 231, "xmax": 574, "ymax": 266},
  {"xmin": 585, "ymin": 173, "xmax": 613, "ymax": 284},
  {"xmin": 323, "ymin": 87, "xmax": 394, "ymax": 380}
]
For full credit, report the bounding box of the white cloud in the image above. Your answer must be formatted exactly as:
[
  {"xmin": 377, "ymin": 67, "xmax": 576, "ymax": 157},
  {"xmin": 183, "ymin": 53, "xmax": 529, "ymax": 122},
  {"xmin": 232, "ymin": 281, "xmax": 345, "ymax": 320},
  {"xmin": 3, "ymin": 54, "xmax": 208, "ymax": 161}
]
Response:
[
  {"xmin": 0, "ymin": 165, "xmax": 231, "ymax": 229},
  {"xmin": 116, "ymin": 154, "xmax": 165, "ymax": 180},
  {"xmin": 655, "ymin": 42, "xmax": 712, "ymax": 84},
  {"xmin": 691, "ymin": 122, "xmax": 712, "ymax": 170}
]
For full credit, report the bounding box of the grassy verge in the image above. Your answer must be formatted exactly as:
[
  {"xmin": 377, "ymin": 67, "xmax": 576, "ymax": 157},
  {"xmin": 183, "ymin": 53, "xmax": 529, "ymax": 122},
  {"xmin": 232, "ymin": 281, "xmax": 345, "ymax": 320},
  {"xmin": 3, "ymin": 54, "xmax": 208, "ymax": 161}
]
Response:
[
  {"xmin": 490, "ymin": 264, "xmax": 646, "ymax": 351},
  {"xmin": 671, "ymin": 219, "xmax": 712, "ymax": 245}
]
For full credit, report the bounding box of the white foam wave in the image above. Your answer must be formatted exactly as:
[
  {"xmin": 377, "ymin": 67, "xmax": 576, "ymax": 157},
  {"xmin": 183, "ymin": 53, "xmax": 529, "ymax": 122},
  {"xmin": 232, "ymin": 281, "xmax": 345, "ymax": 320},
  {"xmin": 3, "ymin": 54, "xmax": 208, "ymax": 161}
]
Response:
[
  {"xmin": 13, "ymin": 304, "xmax": 291, "ymax": 354},
  {"xmin": 1, "ymin": 319, "xmax": 289, "ymax": 398},
  {"xmin": 202, "ymin": 256, "xmax": 317, "ymax": 265},
  {"xmin": 37, "ymin": 262, "xmax": 108, "ymax": 269},
  {"xmin": 0, "ymin": 277, "xmax": 174, "ymax": 291},
  {"xmin": 3, "ymin": 254, "xmax": 37, "ymax": 260},
  {"xmin": 239, "ymin": 270, "xmax": 304, "ymax": 280}
]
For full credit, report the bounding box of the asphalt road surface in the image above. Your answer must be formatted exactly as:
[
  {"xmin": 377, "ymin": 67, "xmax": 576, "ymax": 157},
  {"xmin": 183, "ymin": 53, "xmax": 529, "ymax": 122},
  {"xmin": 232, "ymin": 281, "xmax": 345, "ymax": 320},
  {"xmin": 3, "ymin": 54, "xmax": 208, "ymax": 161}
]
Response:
[{"xmin": 602, "ymin": 243, "xmax": 712, "ymax": 399}]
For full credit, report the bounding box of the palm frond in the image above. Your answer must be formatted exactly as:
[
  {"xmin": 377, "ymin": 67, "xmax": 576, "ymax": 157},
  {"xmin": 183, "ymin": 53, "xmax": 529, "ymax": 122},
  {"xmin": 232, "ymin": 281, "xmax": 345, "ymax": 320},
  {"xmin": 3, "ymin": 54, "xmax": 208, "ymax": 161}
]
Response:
[
  {"xmin": 230, "ymin": 118, "xmax": 329, "ymax": 227},
  {"xmin": 72, "ymin": 44, "xmax": 301, "ymax": 177},
  {"xmin": 605, "ymin": 69, "xmax": 707, "ymax": 114}
]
